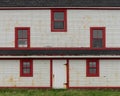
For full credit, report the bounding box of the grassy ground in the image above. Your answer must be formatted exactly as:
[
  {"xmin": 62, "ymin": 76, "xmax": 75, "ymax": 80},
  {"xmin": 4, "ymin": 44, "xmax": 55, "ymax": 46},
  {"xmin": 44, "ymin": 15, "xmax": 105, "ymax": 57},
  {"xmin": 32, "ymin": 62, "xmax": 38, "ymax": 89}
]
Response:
[{"xmin": 0, "ymin": 89, "xmax": 119, "ymax": 96}]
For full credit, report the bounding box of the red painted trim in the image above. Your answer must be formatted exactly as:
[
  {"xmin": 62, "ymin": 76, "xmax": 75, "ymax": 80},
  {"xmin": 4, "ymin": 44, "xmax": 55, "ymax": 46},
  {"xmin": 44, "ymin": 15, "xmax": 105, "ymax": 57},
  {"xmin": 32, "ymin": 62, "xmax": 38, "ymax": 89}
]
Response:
[
  {"xmin": 0, "ymin": 86, "xmax": 51, "ymax": 89},
  {"xmin": 66, "ymin": 59, "xmax": 69, "ymax": 88},
  {"xmin": 1, "ymin": 7, "xmax": 120, "ymax": 10},
  {"xmin": 0, "ymin": 47, "xmax": 114, "ymax": 50},
  {"xmin": 0, "ymin": 86, "xmax": 120, "ymax": 89},
  {"xmin": 20, "ymin": 59, "xmax": 33, "ymax": 77},
  {"xmin": 3, "ymin": 47, "xmax": 120, "ymax": 51},
  {"xmin": 15, "ymin": 27, "xmax": 30, "ymax": 48},
  {"xmin": 1, "ymin": 58, "xmax": 120, "ymax": 60},
  {"xmin": 68, "ymin": 86, "xmax": 120, "ymax": 89},
  {"xmin": 51, "ymin": 9, "xmax": 67, "ymax": 32},
  {"xmin": 86, "ymin": 59, "xmax": 99, "ymax": 77},
  {"xmin": 90, "ymin": 27, "xmax": 106, "ymax": 48},
  {"xmin": 50, "ymin": 59, "xmax": 53, "ymax": 88}
]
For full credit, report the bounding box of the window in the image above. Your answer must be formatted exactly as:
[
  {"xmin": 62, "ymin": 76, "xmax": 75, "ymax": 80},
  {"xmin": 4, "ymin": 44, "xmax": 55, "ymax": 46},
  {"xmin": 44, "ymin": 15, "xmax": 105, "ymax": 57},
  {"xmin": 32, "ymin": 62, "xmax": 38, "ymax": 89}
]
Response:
[
  {"xmin": 90, "ymin": 27, "xmax": 105, "ymax": 48},
  {"xmin": 15, "ymin": 27, "xmax": 30, "ymax": 48},
  {"xmin": 51, "ymin": 9, "xmax": 67, "ymax": 32},
  {"xmin": 86, "ymin": 59, "xmax": 99, "ymax": 77},
  {"xmin": 20, "ymin": 59, "xmax": 33, "ymax": 77}
]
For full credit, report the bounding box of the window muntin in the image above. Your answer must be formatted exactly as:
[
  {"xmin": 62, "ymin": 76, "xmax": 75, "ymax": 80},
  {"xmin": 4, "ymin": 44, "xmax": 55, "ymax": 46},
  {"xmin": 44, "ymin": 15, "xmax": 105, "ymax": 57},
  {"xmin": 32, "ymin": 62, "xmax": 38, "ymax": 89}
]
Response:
[
  {"xmin": 89, "ymin": 62, "xmax": 97, "ymax": 74},
  {"xmin": 23, "ymin": 62, "xmax": 31, "ymax": 74}
]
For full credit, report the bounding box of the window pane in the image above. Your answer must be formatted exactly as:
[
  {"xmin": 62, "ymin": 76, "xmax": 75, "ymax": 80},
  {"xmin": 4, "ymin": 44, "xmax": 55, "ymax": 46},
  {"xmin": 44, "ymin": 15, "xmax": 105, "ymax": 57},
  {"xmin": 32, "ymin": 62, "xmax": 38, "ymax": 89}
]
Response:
[
  {"xmin": 18, "ymin": 39, "xmax": 27, "ymax": 47},
  {"xmin": 54, "ymin": 21, "xmax": 64, "ymax": 29},
  {"xmin": 18, "ymin": 30, "xmax": 27, "ymax": 38},
  {"xmin": 89, "ymin": 62, "xmax": 96, "ymax": 67},
  {"xmin": 22, "ymin": 30, "xmax": 28, "ymax": 38},
  {"xmin": 92, "ymin": 39, "xmax": 102, "ymax": 48},
  {"xmin": 23, "ymin": 69, "xmax": 30, "ymax": 74},
  {"xmin": 54, "ymin": 12, "xmax": 64, "ymax": 20},
  {"xmin": 18, "ymin": 30, "xmax": 23, "ymax": 38},
  {"xmin": 93, "ymin": 30, "xmax": 103, "ymax": 38},
  {"xmin": 23, "ymin": 62, "xmax": 30, "ymax": 67},
  {"xmin": 89, "ymin": 68, "xmax": 96, "ymax": 74}
]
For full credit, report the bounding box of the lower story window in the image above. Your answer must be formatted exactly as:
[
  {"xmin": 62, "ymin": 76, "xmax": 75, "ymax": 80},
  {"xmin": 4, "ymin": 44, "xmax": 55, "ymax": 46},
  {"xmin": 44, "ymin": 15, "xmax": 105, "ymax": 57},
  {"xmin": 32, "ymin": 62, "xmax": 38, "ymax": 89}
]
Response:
[
  {"xmin": 86, "ymin": 59, "xmax": 99, "ymax": 77},
  {"xmin": 20, "ymin": 59, "xmax": 33, "ymax": 77}
]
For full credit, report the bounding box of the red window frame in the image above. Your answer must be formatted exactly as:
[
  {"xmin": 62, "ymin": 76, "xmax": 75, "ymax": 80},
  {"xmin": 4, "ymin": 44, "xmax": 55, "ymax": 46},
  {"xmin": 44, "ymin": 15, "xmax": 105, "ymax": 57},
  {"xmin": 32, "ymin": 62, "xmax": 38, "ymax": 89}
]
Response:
[
  {"xmin": 15, "ymin": 27, "xmax": 30, "ymax": 48},
  {"xmin": 51, "ymin": 9, "xmax": 67, "ymax": 32},
  {"xmin": 20, "ymin": 59, "xmax": 33, "ymax": 77},
  {"xmin": 86, "ymin": 59, "xmax": 99, "ymax": 77},
  {"xmin": 90, "ymin": 27, "xmax": 106, "ymax": 48}
]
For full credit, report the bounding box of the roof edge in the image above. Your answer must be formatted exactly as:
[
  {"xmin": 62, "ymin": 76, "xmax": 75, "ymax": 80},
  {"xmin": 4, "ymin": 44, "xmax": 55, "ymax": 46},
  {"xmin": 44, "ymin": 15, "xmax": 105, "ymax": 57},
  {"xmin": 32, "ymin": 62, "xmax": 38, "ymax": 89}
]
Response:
[{"xmin": 1, "ymin": 7, "xmax": 120, "ymax": 10}]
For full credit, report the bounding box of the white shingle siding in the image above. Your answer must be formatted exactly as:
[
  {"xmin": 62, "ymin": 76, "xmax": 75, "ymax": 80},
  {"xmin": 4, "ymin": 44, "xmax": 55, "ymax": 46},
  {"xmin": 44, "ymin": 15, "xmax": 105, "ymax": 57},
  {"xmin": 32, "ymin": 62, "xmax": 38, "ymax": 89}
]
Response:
[
  {"xmin": 0, "ymin": 60, "xmax": 19, "ymax": 86},
  {"xmin": 33, "ymin": 60, "xmax": 50, "ymax": 87},
  {"xmin": 69, "ymin": 59, "xmax": 120, "ymax": 87},
  {"xmin": 0, "ymin": 60, "xmax": 50, "ymax": 87},
  {"xmin": 0, "ymin": 10, "xmax": 120, "ymax": 47},
  {"xmin": 1, "ymin": 59, "xmax": 120, "ymax": 87}
]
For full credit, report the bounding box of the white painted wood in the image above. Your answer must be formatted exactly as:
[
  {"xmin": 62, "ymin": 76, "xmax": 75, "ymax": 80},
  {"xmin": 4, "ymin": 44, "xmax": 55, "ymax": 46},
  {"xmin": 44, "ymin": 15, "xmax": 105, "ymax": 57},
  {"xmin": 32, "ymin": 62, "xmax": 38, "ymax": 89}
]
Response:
[
  {"xmin": 0, "ymin": 10, "xmax": 120, "ymax": 47},
  {"xmin": 69, "ymin": 60, "xmax": 86, "ymax": 87},
  {"xmin": 0, "ymin": 60, "xmax": 19, "ymax": 87},
  {"xmin": 53, "ymin": 60, "xmax": 67, "ymax": 88},
  {"xmin": 33, "ymin": 60, "xmax": 50, "ymax": 87},
  {"xmin": 1, "ymin": 59, "xmax": 120, "ymax": 87},
  {"xmin": 0, "ymin": 60, "xmax": 51, "ymax": 87},
  {"xmin": 69, "ymin": 59, "xmax": 120, "ymax": 87}
]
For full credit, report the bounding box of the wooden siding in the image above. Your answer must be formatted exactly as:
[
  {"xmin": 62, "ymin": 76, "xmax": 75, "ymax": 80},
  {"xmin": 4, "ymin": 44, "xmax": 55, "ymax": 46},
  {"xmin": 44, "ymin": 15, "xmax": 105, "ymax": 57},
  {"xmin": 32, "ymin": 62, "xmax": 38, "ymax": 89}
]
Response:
[
  {"xmin": 33, "ymin": 60, "xmax": 50, "ymax": 87},
  {"xmin": 69, "ymin": 59, "xmax": 120, "ymax": 87},
  {"xmin": 0, "ymin": 10, "xmax": 119, "ymax": 48},
  {"xmin": 0, "ymin": 59, "xmax": 120, "ymax": 88},
  {"xmin": 0, "ymin": 60, "xmax": 51, "ymax": 87}
]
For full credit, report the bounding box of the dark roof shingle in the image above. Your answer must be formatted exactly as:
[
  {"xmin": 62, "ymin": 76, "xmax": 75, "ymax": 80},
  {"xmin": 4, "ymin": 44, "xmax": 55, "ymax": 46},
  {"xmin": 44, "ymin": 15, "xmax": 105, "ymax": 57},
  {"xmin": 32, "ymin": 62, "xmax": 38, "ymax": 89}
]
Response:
[{"xmin": 0, "ymin": 0, "xmax": 120, "ymax": 7}]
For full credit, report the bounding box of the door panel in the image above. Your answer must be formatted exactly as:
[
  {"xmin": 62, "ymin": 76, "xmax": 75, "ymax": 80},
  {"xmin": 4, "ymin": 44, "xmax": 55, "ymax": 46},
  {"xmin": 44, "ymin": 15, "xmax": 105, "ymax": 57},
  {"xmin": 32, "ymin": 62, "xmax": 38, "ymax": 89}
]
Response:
[{"xmin": 53, "ymin": 60, "xmax": 67, "ymax": 89}]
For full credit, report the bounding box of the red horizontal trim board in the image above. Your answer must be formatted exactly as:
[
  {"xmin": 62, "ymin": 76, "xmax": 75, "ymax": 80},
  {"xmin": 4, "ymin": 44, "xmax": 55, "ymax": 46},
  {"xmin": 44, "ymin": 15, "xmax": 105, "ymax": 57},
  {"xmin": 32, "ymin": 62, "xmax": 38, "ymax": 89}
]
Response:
[
  {"xmin": 0, "ymin": 7, "xmax": 120, "ymax": 10},
  {"xmin": 1, "ymin": 58, "xmax": 120, "ymax": 60},
  {"xmin": 69, "ymin": 87, "xmax": 120, "ymax": 89},
  {"xmin": 0, "ymin": 86, "xmax": 120, "ymax": 89},
  {"xmin": 1, "ymin": 47, "xmax": 120, "ymax": 50},
  {"xmin": 0, "ymin": 87, "xmax": 52, "ymax": 89}
]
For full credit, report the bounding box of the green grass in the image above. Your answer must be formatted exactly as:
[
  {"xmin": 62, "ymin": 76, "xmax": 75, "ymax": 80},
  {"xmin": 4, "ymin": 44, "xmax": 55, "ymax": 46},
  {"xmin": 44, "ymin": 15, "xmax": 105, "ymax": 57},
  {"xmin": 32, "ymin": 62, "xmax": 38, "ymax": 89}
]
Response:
[{"xmin": 0, "ymin": 89, "xmax": 119, "ymax": 96}]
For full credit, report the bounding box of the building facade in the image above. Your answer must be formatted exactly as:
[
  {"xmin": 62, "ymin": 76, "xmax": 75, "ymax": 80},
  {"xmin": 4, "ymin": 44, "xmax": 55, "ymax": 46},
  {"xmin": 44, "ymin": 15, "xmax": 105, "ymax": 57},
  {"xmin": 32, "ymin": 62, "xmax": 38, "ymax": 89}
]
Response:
[{"xmin": 0, "ymin": 0, "xmax": 120, "ymax": 89}]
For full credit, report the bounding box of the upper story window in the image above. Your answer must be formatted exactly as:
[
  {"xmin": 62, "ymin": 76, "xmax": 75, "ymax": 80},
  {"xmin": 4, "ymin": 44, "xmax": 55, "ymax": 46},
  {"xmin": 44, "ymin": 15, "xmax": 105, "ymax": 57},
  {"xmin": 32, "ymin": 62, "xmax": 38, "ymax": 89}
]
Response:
[
  {"xmin": 86, "ymin": 59, "xmax": 99, "ymax": 77},
  {"xmin": 20, "ymin": 59, "xmax": 33, "ymax": 77},
  {"xmin": 90, "ymin": 27, "xmax": 105, "ymax": 48},
  {"xmin": 15, "ymin": 27, "xmax": 30, "ymax": 48},
  {"xmin": 51, "ymin": 9, "xmax": 67, "ymax": 32}
]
